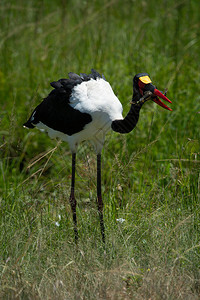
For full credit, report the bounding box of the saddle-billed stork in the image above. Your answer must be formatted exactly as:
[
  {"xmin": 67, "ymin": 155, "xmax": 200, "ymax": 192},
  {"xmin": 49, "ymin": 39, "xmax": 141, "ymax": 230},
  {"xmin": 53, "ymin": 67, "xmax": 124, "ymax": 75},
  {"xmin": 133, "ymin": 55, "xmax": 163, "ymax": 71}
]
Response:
[{"xmin": 23, "ymin": 69, "xmax": 172, "ymax": 243}]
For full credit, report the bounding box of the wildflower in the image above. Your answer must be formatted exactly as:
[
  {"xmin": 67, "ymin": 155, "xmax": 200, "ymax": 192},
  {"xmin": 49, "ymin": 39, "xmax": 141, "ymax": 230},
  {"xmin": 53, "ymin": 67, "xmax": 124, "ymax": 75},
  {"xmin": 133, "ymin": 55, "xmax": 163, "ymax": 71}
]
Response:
[
  {"xmin": 117, "ymin": 184, "xmax": 123, "ymax": 191},
  {"xmin": 116, "ymin": 218, "xmax": 125, "ymax": 223}
]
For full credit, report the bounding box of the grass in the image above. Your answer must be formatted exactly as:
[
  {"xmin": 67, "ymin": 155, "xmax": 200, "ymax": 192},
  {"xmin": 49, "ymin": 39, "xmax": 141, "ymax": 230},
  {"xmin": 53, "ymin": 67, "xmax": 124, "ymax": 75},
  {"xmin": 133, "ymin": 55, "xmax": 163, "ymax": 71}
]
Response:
[{"xmin": 0, "ymin": 0, "xmax": 200, "ymax": 298}]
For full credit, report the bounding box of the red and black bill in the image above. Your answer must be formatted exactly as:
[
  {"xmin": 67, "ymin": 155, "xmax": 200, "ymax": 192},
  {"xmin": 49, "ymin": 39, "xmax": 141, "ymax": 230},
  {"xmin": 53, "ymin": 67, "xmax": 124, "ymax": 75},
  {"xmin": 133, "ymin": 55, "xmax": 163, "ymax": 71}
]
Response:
[{"xmin": 136, "ymin": 73, "xmax": 172, "ymax": 111}]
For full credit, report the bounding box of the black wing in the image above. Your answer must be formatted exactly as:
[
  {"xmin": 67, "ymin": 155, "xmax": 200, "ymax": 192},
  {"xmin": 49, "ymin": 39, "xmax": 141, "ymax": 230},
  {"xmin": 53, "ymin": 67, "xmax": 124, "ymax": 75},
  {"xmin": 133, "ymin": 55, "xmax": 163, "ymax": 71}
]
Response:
[
  {"xmin": 23, "ymin": 81, "xmax": 92, "ymax": 136},
  {"xmin": 23, "ymin": 69, "xmax": 105, "ymax": 135}
]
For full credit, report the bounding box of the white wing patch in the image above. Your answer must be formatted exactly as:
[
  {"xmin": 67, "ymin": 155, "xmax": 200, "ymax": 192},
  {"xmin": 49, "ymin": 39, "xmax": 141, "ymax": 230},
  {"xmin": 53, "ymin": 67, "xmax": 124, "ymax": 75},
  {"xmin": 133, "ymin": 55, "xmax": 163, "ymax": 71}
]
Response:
[{"xmin": 69, "ymin": 78, "xmax": 123, "ymax": 120}]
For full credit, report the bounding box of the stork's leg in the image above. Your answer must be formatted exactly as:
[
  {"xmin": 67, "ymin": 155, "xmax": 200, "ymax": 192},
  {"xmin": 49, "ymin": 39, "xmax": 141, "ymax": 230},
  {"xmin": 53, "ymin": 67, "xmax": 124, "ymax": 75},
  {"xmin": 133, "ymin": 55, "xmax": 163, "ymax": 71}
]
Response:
[
  {"xmin": 69, "ymin": 153, "xmax": 78, "ymax": 243},
  {"xmin": 97, "ymin": 154, "xmax": 105, "ymax": 243}
]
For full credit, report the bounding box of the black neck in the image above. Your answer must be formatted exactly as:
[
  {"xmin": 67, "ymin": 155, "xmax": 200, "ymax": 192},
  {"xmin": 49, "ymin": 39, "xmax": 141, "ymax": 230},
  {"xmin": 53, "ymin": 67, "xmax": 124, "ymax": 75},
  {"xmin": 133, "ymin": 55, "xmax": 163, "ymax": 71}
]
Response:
[{"xmin": 111, "ymin": 92, "xmax": 144, "ymax": 134}]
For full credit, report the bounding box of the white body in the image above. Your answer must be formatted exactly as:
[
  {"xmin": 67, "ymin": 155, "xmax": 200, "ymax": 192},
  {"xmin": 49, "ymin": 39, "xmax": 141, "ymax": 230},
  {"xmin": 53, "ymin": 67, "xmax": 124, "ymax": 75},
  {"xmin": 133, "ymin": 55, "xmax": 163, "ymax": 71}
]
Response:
[{"xmin": 36, "ymin": 78, "xmax": 123, "ymax": 153}]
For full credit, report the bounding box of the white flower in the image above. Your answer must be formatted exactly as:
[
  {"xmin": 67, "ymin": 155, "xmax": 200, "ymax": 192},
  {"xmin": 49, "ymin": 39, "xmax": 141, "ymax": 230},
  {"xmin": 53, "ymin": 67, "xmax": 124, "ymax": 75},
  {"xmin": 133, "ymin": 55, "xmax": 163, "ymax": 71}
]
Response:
[
  {"xmin": 54, "ymin": 214, "xmax": 61, "ymax": 226},
  {"xmin": 116, "ymin": 218, "xmax": 125, "ymax": 223},
  {"xmin": 117, "ymin": 184, "xmax": 123, "ymax": 191}
]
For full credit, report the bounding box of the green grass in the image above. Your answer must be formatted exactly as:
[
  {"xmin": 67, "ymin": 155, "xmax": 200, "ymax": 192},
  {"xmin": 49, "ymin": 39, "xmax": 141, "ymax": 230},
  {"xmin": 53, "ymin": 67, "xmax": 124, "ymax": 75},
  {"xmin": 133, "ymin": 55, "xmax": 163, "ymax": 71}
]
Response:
[{"xmin": 0, "ymin": 0, "xmax": 200, "ymax": 298}]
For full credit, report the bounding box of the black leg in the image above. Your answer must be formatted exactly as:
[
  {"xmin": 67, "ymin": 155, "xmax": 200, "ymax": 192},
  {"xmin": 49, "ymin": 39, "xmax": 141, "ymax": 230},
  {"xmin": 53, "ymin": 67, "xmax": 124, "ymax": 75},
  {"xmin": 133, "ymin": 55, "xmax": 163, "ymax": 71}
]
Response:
[
  {"xmin": 97, "ymin": 154, "xmax": 105, "ymax": 243},
  {"xmin": 69, "ymin": 153, "xmax": 78, "ymax": 243}
]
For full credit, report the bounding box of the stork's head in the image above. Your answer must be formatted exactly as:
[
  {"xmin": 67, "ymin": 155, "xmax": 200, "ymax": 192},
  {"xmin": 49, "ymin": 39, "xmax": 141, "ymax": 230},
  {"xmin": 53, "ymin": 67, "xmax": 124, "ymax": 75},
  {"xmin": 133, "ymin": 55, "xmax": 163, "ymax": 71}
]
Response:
[{"xmin": 132, "ymin": 73, "xmax": 172, "ymax": 111}]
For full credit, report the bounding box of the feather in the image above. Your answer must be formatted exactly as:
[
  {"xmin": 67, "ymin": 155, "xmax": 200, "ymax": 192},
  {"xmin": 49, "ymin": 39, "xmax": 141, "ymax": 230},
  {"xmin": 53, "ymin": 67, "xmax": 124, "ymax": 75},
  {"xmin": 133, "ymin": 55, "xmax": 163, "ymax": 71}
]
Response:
[
  {"xmin": 68, "ymin": 72, "xmax": 81, "ymax": 80},
  {"xmin": 102, "ymin": 74, "xmax": 106, "ymax": 81},
  {"xmin": 91, "ymin": 69, "xmax": 101, "ymax": 79},
  {"xmin": 80, "ymin": 73, "xmax": 90, "ymax": 80},
  {"xmin": 50, "ymin": 81, "xmax": 63, "ymax": 89}
]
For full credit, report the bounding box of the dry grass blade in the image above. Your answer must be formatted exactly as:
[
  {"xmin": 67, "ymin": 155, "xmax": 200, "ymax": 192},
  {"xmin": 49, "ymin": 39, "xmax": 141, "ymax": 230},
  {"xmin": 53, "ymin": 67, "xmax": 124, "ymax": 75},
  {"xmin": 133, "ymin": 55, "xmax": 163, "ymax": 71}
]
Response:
[
  {"xmin": 157, "ymin": 159, "xmax": 200, "ymax": 163},
  {"xmin": 0, "ymin": 142, "xmax": 7, "ymax": 149},
  {"xmin": 38, "ymin": 144, "xmax": 60, "ymax": 179},
  {"xmin": 27, "ymin": 141, "xmax": 61, "ymax": 170}
]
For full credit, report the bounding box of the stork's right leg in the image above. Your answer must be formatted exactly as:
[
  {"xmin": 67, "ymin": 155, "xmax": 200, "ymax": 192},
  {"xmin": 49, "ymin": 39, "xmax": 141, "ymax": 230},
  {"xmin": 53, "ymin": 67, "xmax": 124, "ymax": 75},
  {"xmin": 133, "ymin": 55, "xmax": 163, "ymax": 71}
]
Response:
[{"xmin": 69, "ymin": 153, "xmax": 78, "ymax": 243}]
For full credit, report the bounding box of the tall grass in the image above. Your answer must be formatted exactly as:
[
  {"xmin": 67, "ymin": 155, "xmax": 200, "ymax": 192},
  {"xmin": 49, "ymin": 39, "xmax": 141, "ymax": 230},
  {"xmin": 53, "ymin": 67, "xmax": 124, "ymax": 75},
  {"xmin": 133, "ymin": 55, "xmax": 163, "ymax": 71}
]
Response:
[{"xmin": 0, "ymin": 0, "xmax": 200, "ymax": 298}]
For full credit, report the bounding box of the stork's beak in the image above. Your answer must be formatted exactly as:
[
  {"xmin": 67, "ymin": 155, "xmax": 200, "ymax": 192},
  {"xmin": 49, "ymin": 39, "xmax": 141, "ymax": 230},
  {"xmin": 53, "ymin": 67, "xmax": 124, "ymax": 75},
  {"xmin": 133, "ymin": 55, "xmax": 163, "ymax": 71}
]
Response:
[
  {"xmin": 138, "ymin": 75, "xmax": 172, "ymax": 111},
  {"xmin": 152, "ymin": 88, "xmax": 172, "ymax": 111}
]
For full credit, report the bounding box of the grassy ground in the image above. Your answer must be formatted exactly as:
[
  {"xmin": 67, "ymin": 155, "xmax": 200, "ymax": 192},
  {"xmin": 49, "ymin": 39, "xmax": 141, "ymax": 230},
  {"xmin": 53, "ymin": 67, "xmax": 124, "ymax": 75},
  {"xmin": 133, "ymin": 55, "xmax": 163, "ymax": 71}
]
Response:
[{"xmin": 0, "ymin": 0, "xmax": 200, "ymax": 299}]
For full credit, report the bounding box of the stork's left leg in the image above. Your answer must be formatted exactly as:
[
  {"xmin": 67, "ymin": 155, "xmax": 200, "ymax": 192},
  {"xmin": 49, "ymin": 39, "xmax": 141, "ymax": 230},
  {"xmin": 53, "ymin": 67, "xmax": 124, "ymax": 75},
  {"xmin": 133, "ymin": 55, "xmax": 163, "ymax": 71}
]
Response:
[
  {"xmin": 97, "ymin": 154, "xmax": 105, "ymax": 243},
  {"xmin": 69, "ymin": 152, "xmax": 78, "ymax": 243}
]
